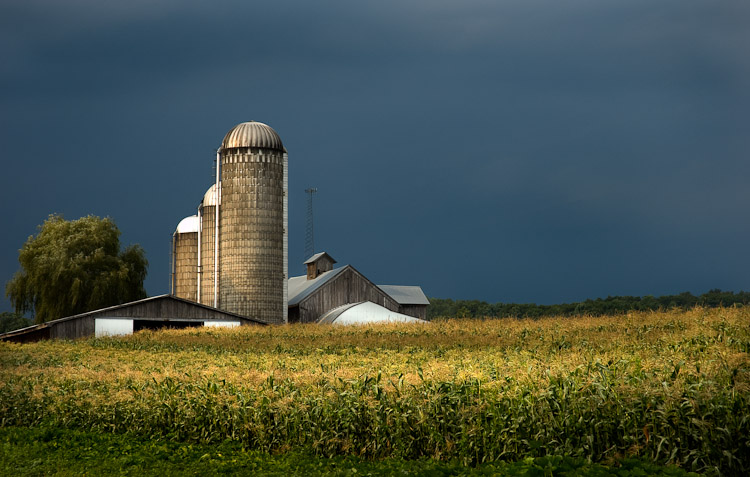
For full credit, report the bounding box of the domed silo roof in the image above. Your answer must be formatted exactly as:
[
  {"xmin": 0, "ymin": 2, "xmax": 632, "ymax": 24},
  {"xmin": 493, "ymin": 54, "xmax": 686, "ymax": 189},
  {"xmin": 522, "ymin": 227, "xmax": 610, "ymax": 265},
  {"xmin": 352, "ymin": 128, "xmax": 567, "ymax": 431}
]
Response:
[
  {"xmin": 220, "ymin": 121, "xmax": 284, "ymax": 151},
  {"xmin": 175, "ymin": 215, "xmax": 199, "ymax": 234},
  {"xmin": 201, "ymin": 183, "xmax": 221, "ymax": 207}
]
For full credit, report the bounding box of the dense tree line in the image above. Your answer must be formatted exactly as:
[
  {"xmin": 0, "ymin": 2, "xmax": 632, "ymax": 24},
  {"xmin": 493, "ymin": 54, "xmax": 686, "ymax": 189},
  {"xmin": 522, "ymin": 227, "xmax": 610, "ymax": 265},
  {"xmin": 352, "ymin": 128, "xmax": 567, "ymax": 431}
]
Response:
[
  {"xmin": 426, "ymin": 289, "xmax": 750, "ymax": 319},
  {"xmin": 0, "ymin": 312, "xmax": 32, "ymax": 333}
]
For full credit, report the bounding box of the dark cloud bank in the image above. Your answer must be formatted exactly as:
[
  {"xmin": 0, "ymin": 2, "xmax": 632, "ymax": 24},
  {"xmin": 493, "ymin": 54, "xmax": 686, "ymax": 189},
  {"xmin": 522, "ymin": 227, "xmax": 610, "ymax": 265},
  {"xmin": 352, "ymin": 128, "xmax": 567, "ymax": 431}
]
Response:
[{"xmin": 1, "ymin": 0, "xmax": 748, "ymax": 311}]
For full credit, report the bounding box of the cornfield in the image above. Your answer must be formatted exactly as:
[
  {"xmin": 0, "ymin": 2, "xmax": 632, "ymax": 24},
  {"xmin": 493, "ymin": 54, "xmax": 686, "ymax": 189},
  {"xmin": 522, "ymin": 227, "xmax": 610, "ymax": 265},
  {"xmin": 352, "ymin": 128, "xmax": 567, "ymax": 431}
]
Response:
[{"xmin": 1, "ymin": 307, "xmax": 748, "ymax": 475}]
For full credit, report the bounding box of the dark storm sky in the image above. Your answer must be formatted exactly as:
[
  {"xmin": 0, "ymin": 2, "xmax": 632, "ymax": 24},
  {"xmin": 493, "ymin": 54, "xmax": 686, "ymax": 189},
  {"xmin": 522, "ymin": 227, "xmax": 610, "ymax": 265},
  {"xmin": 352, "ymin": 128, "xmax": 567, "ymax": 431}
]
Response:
[{"xmin": 1, "ymin": 0, "xmax": 749, "ymax": 312}]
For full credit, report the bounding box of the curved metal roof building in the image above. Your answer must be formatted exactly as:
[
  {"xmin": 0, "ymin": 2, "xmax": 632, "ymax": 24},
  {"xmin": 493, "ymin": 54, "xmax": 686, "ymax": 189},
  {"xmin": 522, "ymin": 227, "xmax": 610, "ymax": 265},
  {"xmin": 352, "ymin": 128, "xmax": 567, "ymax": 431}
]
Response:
[{"xmin": 317, "ymin": 301, "xmax": 428, "ymax": 325}]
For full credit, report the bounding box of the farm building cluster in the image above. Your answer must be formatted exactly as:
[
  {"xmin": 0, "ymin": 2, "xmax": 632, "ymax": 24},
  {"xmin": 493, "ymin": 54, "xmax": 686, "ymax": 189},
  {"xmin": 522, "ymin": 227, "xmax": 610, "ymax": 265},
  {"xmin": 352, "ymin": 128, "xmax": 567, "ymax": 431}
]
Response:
[{"xmin": 2, "ymin": 121, "xmax": 428, "ymax": 343}]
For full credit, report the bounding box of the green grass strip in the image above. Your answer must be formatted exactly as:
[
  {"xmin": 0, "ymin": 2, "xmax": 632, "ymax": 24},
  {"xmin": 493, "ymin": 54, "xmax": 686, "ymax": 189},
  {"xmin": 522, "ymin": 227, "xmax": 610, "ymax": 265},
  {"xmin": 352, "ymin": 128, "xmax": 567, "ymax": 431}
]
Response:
[{"xmin": 0, "ymin": 426, "xmax": 702, "ymax": 476}]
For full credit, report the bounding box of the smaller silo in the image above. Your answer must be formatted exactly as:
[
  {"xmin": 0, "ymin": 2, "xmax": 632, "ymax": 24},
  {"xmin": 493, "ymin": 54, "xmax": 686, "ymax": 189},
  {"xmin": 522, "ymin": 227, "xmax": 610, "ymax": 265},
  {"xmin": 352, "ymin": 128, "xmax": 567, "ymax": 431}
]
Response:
[
  {"xmin": 199, "ymin": 183, "xmax": 220, "ymax": 307},
  {"xmin": 171, "ymin": 215, "xmax": 199, "ymax": 302}
]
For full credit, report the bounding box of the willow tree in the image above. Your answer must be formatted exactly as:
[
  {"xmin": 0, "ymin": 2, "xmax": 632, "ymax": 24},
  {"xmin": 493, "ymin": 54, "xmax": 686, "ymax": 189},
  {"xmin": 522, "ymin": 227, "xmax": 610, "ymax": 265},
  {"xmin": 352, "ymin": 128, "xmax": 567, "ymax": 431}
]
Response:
[{"xmin": 6, "ymin": 214, "xmax": 148, "ymax": 323}]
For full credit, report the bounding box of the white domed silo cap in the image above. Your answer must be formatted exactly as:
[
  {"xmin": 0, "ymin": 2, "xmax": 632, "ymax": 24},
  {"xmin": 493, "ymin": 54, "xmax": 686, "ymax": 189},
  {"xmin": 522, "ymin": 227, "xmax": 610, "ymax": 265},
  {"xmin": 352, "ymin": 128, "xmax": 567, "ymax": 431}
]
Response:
[
  {"xmin": 175, "ymin": 215, "xmax": 199, "ymax": 234},
  {"xmin": 202, "ymin": 183, "xmax": 221, "ymax": 206}
]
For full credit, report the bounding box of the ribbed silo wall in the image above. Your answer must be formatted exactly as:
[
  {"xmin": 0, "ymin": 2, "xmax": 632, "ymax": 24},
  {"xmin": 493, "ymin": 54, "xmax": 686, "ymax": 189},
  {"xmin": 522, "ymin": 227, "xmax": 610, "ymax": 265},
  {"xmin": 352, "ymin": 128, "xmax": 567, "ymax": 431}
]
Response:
[
  {"xmin": 219, "ymin": 146, "xmax": 285, "ymax": 323},
  {"xmin": 200, "ymin": 204, "xmax": 216, "ymax": 306},
  {"xmin": 174, "ymin": 232, "xmax": 198, "ymax": 302}
]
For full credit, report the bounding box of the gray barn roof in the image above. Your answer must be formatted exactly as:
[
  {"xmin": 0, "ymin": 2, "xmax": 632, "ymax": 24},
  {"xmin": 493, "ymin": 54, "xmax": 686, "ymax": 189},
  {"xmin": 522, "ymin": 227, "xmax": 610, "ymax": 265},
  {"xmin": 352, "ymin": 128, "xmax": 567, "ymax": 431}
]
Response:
[
  {"xmin": 288, "ymin": 266, "xmax": 348, "ymax": 306},
  {"xmin": 377, "ymin": 285, "xmax": 430, "ymax": 305}
]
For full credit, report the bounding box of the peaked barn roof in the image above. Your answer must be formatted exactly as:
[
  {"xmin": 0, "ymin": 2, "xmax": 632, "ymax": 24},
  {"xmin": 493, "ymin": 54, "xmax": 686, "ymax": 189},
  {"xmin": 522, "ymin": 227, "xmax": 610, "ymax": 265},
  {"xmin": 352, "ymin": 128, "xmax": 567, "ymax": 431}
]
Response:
[
  {"xmin": 287, "ymin": 266, "xmax": 429, "ymax": 309},
  {"xmin": 288, "ymin": 266, "xmax": 348, "ymax": 306}
]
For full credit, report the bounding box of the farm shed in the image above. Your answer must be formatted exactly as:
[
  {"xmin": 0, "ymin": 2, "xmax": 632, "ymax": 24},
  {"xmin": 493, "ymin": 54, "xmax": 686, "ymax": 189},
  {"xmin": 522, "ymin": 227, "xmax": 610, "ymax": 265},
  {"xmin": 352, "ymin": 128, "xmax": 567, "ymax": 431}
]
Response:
[
  {"xmin": 0, "ymin": 294, "xmax": 264, "ymax": 344},
  {"xmin": 377, "ymin": 285, "xmax": 430, "ymax": 321},
  {"xmin": 288, "ymin": 252, "xmax": 429, "ymax": 324}
]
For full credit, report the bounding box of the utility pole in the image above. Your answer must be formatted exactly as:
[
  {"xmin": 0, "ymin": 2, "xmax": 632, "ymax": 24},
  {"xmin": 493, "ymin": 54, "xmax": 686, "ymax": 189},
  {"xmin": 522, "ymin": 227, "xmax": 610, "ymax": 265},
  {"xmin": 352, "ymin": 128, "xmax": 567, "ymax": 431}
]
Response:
[{"xmin": 304, "ymin": 187, "xmax": 317, "ymax": 261}]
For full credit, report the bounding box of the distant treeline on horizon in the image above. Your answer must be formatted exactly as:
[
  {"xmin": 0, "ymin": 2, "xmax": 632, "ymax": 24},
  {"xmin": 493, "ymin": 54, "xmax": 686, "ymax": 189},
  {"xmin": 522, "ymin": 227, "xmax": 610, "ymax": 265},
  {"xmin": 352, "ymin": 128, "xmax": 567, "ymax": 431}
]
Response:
[{"xmin": 426, "ymin": 289, "xmax": 750, "ymax": 320}]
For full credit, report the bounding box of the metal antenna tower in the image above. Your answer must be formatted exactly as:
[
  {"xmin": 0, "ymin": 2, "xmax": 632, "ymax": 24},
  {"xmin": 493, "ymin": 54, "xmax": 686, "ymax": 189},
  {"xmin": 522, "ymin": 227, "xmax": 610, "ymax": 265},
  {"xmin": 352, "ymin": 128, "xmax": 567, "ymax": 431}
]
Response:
[{"xmin": 304, "ymin": 187, "xmax": 317, "ymax": 260}]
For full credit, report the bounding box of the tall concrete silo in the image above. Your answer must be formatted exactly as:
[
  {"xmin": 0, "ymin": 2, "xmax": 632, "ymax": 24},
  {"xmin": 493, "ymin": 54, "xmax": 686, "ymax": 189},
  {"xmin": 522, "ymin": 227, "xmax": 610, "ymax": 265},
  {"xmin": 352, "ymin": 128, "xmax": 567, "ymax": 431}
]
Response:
[
  {"xmin": 171, "ymin": 215, "xmax": 199, "ymax": 302},
  {"xmin": 217, "ymin": 121, "xmax": 288, "ymax": 324},
  {"xmin": 199, "ymin": 183, "xmax": 220, "ymax": 307}
]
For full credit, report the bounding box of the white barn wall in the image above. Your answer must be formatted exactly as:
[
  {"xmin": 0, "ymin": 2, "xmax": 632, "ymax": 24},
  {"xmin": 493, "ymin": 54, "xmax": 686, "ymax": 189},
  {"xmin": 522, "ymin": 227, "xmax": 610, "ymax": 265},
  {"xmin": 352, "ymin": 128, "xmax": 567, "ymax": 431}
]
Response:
[
  {"xmin": 203, "ymin": 321, "xmax": 241, "ymax": 328},
  {"xmin": 95, "ymin": 318, "xmax": 134, "ymax": 337}
]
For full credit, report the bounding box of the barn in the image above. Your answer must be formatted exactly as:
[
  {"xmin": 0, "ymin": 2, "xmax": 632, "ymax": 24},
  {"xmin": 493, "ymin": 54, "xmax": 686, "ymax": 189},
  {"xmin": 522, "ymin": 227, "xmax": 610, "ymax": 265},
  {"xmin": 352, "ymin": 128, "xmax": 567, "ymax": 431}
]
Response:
[
  {"xmin": 288, "ymin": 252, "xmax": 429, "ymax": 324},
  {"xmin": 0, "ymin": 294, "xmax": 264, "ymax": 343}
]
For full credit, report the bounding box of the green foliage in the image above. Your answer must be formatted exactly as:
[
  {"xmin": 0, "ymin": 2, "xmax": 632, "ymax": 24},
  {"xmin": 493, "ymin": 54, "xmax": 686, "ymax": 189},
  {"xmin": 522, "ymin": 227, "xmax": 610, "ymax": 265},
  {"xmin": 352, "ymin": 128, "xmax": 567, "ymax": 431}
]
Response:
[
  {"xmin": 5, "ymin": 214, "xmax": 148, "ymax": 323},
  {"xmin": 0, "ymin": 427, "xmax": 701, "ymax": 476},
  {"xmin": 0, "ymin": 312, "xmax": 31, "ymax": 333},
  {"xmin": 427, "ymin": 290, "xmax": 750, "ymax": 319}
]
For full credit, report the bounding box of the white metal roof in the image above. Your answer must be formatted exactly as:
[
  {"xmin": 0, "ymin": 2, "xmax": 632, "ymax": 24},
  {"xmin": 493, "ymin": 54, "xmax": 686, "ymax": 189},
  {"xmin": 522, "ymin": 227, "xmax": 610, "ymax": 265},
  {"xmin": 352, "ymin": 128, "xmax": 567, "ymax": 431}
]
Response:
[
  {"xmin": 287, "ymin": 266, "xmax": 348, "ymax": 306},
  {"xmin": 377, "ymin": 285, "xmax": 430, "ymax": 305},
  {"xmin": 202, "ymin": 183, "xmax": 221, "ymax": 207},
  {"xmin": 175, "ymin": 215, "xmax": 199, "ymax": 234},
  {"xmin": 317, "ymin": 301, "xmax": 428, "ymax": 325}
]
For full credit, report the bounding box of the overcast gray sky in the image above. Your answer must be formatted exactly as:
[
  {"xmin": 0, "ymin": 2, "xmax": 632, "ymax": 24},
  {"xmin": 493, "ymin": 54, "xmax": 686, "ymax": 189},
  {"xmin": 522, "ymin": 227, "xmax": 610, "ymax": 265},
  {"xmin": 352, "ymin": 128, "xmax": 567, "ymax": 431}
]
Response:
[{"xmin": 1, "ymin": 0, "xmax": 748, "ymax": 311}]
